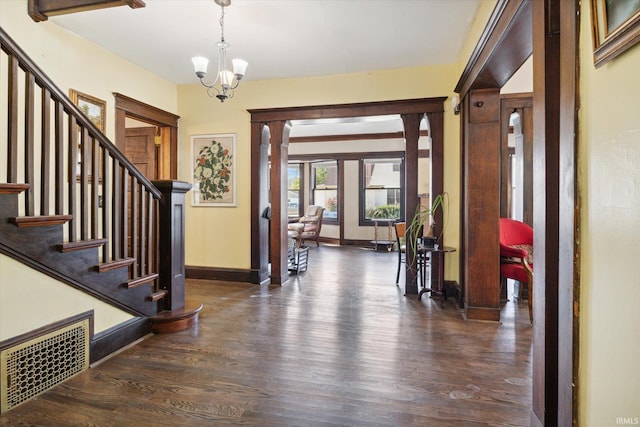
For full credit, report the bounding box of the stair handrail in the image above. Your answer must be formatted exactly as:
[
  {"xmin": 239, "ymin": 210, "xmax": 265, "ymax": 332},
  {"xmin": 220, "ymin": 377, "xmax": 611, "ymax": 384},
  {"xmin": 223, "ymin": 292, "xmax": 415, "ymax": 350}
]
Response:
[{"xmin": 0, "ymin": 26, "xmax": 162, "ymax": 199}]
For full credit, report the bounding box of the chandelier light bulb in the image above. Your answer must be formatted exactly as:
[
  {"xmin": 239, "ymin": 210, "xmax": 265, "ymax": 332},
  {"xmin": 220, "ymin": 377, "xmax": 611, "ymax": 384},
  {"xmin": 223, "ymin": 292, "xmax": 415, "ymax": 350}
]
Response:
[{"xmin": 192, "ymin": 0, "xmax": 247, "ymax": 103}]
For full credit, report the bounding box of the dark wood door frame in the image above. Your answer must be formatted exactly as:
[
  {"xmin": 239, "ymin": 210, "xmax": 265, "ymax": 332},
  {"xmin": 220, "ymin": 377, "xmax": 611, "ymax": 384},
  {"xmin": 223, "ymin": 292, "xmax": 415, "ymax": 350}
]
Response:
[
  {"xmin": 454, "ymin": 0, "xmax": 577, "ymax": 425},
  {"xmin": 248, "ymin": 98, "xmax": 445, "ymax": 290},
  {"xmin": 113, "ymin": 93, "xmax": 179, "ymax": 180}
]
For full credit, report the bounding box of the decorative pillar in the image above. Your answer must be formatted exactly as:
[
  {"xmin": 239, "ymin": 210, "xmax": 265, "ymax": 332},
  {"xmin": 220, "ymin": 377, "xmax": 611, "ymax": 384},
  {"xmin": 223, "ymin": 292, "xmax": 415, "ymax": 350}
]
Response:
[
  {"xmin": 152, "ymin": 180, "xmax": 191, "ymax": 311},
  {"xmin": 462, "ymin": 88, "xmax": 501, "ymax": 321},
  {"xmin": 401, "ymin": 113, "xmax": 422, "ymax": 295},
  {"xmin": 267, "ymin": 120, "xmax": 291, "ymax": 285}
]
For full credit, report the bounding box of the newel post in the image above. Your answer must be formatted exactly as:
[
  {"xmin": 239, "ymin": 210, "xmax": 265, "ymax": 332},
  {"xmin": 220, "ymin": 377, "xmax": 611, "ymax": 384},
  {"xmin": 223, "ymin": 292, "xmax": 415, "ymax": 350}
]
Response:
[{"xmin": 152, "ymin": 180, "xmax": 191, "ymax": 311}]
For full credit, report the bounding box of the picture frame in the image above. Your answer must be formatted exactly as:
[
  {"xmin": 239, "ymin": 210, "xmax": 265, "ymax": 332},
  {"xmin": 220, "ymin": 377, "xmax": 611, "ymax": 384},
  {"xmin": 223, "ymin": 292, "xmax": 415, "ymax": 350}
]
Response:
[
  {"xmin": 591, "ymin": 0, "xmax": 640, "ymax": 68},
  {"xmin": 69, "ymin": 89, "xmax": 106, "ymax": 132},
  {"xmin": 69, "ymin": 90, "xmax": 106, "ymax": 181},
  {"xmin": 191, "ymin": 133, "xmax": 237, "ymax": 207}
]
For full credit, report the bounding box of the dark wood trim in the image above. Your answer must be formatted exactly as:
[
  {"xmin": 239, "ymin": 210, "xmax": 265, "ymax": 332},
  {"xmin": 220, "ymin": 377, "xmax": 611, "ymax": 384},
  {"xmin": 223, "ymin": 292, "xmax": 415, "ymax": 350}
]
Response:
[
  {"xmin": 11, "ymin": 214, "xmax": 72, "ymax": 227},
  {"xmin": 532, "ymin": 0, "xmax": 561, "ymax": 422},
  {"xmin": 90, "ymin": 316, "xmax": 150, "ymax": 365},
  {"xmin": 455, "ymin": 0, "xmax": 533, "ymax": 98},
  {"xmin": 249, "ymin": 98, "xmax": 447, "ymax": 122},
  {"xmin": 250, "ymin": 123, "xmax": 270, "ymax": 285},
  {"xmin": 113, "ymin": 93, "xmax": 179, "ymax": 127},
  {"xmin": 558, "ymin": 0, "xmax": 579, "ymax": 425},
  {"xmin": 250, "ymin": 98, "xmax": 445, "ymax": 289},
  {"xmin": 29, "ymin": 0, "xmax": 145, "ymax": 22},
  {"xmin": 288, "ymin": 150, "xmax": 430, "ymax": 162},
  {"xmin": 186, "ymin": 265, "xmax": 252, "ymax": 283},
  {"xmin": 59, "ymin": 238, "xmax": 108, "ymax": 253},
  {"xmin": 150, "ymin": 303, "xmax": 203, "ymax": 334},
  {"xmin": 97, "ymin": 257, "xmax": 134, "ymax": 272},
  {"xmin": 0, "ymin": 183, "xmax": 30, "ymax": 194},
  {"xmin": 456, "ymin": 0, "xmax": 577, "ymax": 423},
  {"xmin": 338, "ymin": 159, "xmax": 345, "ymax": 243},
  {"xmin": 125, "ymin": 273, "xmax": 158, "ymax": 289},
  {"xmin": 268, "ymin": 121, "xmax": 291, "ymax": 285},
  {"xmin": 113, "ymin": 93, "xmax": 179, "ymax": 180},
  {"xmin": 358, "ymin": 158, "xmax": 405, "ymax": 227},
  {"xmin": 290, "ymin": 130, "xmax": 429, "ymax": 144},
  {"xmin": 0, "ymin": 310, "xmax": 94, "ymax": 352}
]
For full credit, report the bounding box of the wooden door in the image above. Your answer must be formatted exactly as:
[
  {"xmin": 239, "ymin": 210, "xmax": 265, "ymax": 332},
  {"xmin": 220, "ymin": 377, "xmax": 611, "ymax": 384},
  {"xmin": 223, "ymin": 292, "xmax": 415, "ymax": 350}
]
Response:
[
  {"xmin": 125, "ymin": 127, "xmax": 157, "ymax": 180},
  {"xmin": 124, "ymin": 127, "xmax": 157, "ymax": 260}
]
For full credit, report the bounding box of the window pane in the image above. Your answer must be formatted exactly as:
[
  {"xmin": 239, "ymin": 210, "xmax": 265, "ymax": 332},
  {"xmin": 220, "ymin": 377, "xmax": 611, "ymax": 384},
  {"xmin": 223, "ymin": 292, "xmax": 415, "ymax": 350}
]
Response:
[
  {"xmin": 287, "ymin": 166, "xmax": 300, "ymax": 190},
  {"xmin": 288, "ymin": 190, "xmax": 299, "ymax": 216},
  {"xmin": 312, "ymin": 161, "xmax": 339, "ymax": 220},
  {"xmin": 314, "ymin": 189, "xmax": 338, "ymax": 219},
  {"xmin": 363, "ymin": 159, "xmax": 402, "ymax": 220},
  {"xmin": 365, "ymin": 189, "xmax": 400, "ymax": 220},
  {"xmin": 313, "ymin": 162, "xmax": 337, "ymax": 189}
]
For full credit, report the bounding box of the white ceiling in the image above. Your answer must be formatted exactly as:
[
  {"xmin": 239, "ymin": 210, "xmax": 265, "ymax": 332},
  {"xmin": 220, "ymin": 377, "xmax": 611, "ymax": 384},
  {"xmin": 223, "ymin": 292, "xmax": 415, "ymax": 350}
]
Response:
[{"xmin": 49, "ymin": 0, "xmax": 482, "ymax": 85}]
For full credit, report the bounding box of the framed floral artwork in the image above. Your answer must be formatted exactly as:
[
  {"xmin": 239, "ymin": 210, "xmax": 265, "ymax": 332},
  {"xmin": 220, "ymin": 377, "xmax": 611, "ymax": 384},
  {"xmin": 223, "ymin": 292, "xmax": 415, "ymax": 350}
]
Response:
[
  {"xmin": 591, "ymin": 0, "xmax": 640, "ymax": 67},
  {"xmin": 191, "ymin": 133, "xmax": 236, "ymax": 207}
]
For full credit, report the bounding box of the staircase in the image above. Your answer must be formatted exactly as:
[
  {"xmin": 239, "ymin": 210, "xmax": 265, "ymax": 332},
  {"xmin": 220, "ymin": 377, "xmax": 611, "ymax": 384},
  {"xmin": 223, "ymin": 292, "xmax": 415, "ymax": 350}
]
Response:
[{"xmin": 0, "ymin": 27, "xmax": 199, "ymax": 362}]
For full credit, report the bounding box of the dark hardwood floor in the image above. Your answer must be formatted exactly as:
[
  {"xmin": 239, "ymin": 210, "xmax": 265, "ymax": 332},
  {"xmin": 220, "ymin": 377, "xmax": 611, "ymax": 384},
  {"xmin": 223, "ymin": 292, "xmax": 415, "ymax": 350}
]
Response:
[{"xmin": 0, "ymin": 244, "xmax": 532, "ymax": 426}]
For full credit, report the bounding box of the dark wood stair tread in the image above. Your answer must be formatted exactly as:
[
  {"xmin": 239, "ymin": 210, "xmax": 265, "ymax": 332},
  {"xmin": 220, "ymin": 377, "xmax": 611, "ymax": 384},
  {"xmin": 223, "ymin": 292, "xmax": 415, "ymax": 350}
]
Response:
[
  {"xmin": 97, "ymin": 257, "xmax": 135, "ymax": 272},
  {"xmin": 58, "ymin": 239, "xmax": 109, "ymax": 253},
  {"xmin": 150, "ymin": 303, "xmax": 204, "ymax": 334},
  {"xmin": 125, "ymin": 273, "xmax": 159, "ymax": 289},
  {"xmin": 146, "ymin": 290, "xmax": 167, "ymax": 301},
  {"xmin": 0, "ymin": 183, "xmax": 30, "ymax": 194},
  {"xmin": 11, "ymin": 215, "xmax": 73, "ymax": 227}
]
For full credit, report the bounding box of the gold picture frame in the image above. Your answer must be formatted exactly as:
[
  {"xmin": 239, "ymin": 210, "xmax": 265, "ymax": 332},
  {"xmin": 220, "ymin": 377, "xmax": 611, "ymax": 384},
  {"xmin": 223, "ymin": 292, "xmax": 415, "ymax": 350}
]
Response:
[
  {"xmin": 70, "ymin": 89, "xmax": 105, "ymax": 180},
  {"xmin": 591, "ymin": 0, "xmax": 640, "ymax": 67},
  {"xmin": 69, "ymin": 89, "xmax": 106, "ymax": 132}
]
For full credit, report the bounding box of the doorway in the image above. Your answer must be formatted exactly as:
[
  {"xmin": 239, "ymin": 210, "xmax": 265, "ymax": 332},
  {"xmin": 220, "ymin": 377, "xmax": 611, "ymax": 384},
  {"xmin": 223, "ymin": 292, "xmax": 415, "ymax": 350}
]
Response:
[
  {"xmin": 249, "ymin": 98, "xmax": 446, "ymax": 288},
  {"xmin": 454, "ymin": 0, "xmax": 577, "ymax": 424},
  {"xmin": 113, "ymin": 93, "xmax": 179, "ymax": 181}
]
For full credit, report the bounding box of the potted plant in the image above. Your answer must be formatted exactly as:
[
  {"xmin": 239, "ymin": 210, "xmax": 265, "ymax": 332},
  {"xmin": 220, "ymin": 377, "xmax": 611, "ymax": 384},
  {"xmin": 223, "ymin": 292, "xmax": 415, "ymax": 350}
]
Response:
[{"xmin": 405, "ymin": 193, "xmax": 448, "ymax": 263}]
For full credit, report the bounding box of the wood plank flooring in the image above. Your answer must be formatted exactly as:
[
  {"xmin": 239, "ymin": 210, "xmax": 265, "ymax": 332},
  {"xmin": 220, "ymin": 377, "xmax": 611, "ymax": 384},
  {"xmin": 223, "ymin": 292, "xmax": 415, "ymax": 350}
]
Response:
[{"xmin": 0, "ymin": 244, "xmax": 532, "ymax": 426}]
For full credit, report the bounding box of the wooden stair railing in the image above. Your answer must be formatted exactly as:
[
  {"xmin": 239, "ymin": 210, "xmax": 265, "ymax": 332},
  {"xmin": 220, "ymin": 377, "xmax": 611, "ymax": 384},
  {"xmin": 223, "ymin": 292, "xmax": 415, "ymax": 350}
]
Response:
[{"xmin": 0, "ymin": 26, "xmax": 179, "ymax": 316}]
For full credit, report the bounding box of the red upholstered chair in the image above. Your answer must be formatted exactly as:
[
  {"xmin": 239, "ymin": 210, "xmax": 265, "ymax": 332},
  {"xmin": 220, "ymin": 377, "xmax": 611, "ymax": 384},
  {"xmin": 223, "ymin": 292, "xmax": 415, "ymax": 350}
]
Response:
[{"xmin": 499, "ymin": 218, "xmax": 534, "ymax": 324}]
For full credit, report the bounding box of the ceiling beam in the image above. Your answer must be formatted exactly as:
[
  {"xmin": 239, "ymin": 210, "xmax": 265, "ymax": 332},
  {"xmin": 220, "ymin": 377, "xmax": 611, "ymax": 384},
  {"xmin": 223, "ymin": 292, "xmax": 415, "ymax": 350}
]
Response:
[
  {"xmin": 28, "ymin": 0, "xmax": 145, "ymax": 22},
  {"xmin": 289, "ymin": 130, "xmax": 429, "ymax": 144},
  {"xmin": 454, "ymin": 0, "xmax": 532, "ymax": 98}
]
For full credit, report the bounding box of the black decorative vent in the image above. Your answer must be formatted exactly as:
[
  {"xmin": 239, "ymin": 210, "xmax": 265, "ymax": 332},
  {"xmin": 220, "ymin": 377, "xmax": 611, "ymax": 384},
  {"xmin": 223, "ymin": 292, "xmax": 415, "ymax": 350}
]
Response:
[{"xmin": 1, "ymin": 319, "xmax": 90, "ymax": 413}]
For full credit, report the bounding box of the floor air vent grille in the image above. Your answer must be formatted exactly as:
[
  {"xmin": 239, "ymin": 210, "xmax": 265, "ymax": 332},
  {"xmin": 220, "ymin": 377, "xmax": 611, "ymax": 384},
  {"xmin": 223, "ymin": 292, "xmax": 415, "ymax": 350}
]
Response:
[{"xmin": 1, "ymin": 318, "xmax": 90, "ymax": 413}]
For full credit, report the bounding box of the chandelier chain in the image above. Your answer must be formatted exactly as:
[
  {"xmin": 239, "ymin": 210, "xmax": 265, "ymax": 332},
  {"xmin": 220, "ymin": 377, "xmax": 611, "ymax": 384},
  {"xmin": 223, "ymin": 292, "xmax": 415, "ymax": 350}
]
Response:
[{"xmin": 219, "ymin": 5, "xmax": 225, "ymax": 43}]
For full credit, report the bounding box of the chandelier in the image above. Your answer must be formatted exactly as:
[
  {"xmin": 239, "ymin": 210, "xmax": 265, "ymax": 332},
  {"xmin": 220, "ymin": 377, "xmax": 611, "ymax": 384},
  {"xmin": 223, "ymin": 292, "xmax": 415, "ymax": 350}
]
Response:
[{"xmin": 192, "ymin": 0, "xmax": 248, "ymax": 102}]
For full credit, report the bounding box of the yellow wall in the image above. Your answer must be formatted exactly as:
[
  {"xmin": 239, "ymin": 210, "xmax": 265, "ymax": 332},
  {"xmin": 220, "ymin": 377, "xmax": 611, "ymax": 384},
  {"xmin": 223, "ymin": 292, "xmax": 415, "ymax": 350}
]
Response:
[
  {"xmin": 0, "ymin": 1, "xmax": 178, "ymax": 340},
  {"xmin": 178, "ymin": 64, "xmax": 462, "ymax": 279},
  {"xmin": 579, "ymin": 1, "xmax": 640, "ymax": 424},
  {"xmin": 0, "ymin": 0, "xmax": 177, "ymax": 141},
  {"xmin": 0, "ymin": 255, "xmax": 132, "ymax": 339}
]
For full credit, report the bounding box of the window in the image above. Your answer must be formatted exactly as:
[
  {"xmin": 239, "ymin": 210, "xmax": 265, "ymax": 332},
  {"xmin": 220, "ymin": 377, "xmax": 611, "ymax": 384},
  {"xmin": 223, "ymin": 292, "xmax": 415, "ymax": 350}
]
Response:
[
  {"xmin": 361, "ymin": 158, "xmax": 403, "ymax": 224},
  {"xmin": 287, "ymin": 163, "xmax": 303, "ymax": 218},
  {"xmin": 311, "ymin": 161, "xmax": 338, "ymax": 222}
]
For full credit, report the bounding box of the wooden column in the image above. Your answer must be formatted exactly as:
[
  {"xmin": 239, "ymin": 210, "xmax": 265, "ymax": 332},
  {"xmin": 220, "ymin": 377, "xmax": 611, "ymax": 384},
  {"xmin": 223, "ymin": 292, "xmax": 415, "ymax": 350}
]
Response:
[
  {"xmin": 531, "ymin": 0, "xmax": 561, "ymax": 424},
  {"xmin": 250, "ymin": 122, "xmax": 270, "ymax": 284},
  {"xmin": 462, "ymin": 88, "xmax": 501, "ymax": 321},
  {"xmin": 401, "ymin": 113, "xmax": 421, "ymax": 295},
  {"xmin": 267, "ymin": 120, "xmax": 291, "ymax": 285},
  {"xmin": 152, "ymin": 180, "xmax": 191, "ymax": 311}
]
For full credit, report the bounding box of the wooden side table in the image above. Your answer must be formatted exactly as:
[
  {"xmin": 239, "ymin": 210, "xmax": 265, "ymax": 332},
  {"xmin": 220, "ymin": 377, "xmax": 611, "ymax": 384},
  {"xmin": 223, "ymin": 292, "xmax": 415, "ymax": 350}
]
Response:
[
  {"xmin": 418, "ymin": 245, "xmax": 456, "ymax": 308},
  {"xmin": 370, "ymin": 219, "xmax": 395, "ymax": 252}
]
